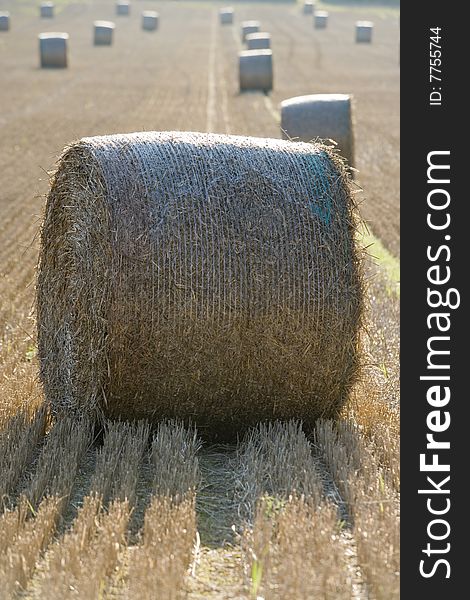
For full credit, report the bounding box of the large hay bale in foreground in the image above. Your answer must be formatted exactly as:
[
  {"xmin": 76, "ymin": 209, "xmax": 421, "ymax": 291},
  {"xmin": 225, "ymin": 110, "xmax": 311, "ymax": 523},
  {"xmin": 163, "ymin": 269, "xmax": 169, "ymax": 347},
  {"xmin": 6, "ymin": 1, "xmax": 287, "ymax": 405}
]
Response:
[
  {"xmin": 142, "ymin": 11, "xmax": 159, "ymax": 31},
  {"xmin": 239, "ymin": 49, "xmax": 273, "ymax": 92},
  {"xmin": 40, "ymin": 2, "xmax": 54, "ymax": 19},
  {"xmin": 314, "ymin": 11, "xmax": 328, "ymax": 29},
  {"xmin": 246, "ymin": 32, "xmax": 271, "ymax": 50},
  {"xmin": 280, "ymin": 94, "xmax": 354, "ymax": 168},
  {"xmin": 356, "ymin": 21, "xmax": 373, "ymax": 43},
  {"xmin": 0, "ymin": 12, "xmax": 10, "ymax": 31},
  {"xmin": 94, "ymin": 21, "xmax": 115, "ymax": 46},
  {"xmin": 39, "ymin": 32, "xmax": 68, "ymax": 68},
  {"xmin": 219, "ymin": 7, "xmax": 234, "ymax": 25},
  {"xmin": 241, "ymin": 20, "xmax": 260, "ymax": 41},
  {"xmin": 116, "ymin": 1, "xmax": 130, "ymax": 16},
  {"xmin": 38, "ymin": 131, "xmax": 363, "ymax": 436}
]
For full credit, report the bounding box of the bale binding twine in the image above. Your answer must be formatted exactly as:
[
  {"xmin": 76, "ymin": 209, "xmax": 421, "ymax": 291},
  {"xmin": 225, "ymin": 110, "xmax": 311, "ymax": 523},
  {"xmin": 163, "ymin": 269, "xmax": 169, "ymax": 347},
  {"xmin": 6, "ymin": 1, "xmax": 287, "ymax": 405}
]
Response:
[
  {"xmin": 94, "ymin": 21, "xmax": 115, "ymax": 46},
  {"xmin": 0, "ymin": 12, "xmax": 10, "ymax": 31},
  {"xmin": 219, "ymin": 7, "xmax": 234, "ymax": 25},
  {"xmin": 39, "ymin": 32, "xmax": 68, "ymax": 68},
  {"xmin": 356, "ymin": 21, "xmax": 374, "ymax": 43},
  {"xmin": 142, "ymin": 11, "xmax": 159, "ymax": 31},
  {"xmin": 246, "ymin": 32, "xmax": 271, "ymax": 50},
  {"xmin": 280, "ymin": 94, "xmax": 355, "ymax": 168},
  {"xmin": 239, "ymin": 49, "xmax": 273, "ymax": 92},
  {"xmin": 40, "ymin": 3, "xmax": 54, "ymax": 19},
  {"xmin": 37, "ymin": 131, "xmax": 363, "ymax": 437}
]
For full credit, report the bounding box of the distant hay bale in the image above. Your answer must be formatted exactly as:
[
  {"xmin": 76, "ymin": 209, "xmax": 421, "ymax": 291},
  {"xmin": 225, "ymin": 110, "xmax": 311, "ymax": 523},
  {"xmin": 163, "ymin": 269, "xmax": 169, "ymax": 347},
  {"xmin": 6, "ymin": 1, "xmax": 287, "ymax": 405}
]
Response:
[
  {"xmin": 303, "ymin": 1, "xmax": 314, "ymax": 15},
  {"xmin": 280, "ymin": 94, "xmax": 354, "ymax": 168},
  {"xmin": 116, "ymin": 1, "xmax": 130, "ymax": 16},
  {"xmin": 39, "ymin": 32, "xmax": 68, "ymax": 68},
  {"xmin": 356, "ymin": 21, "xmax": 373, "ymax": 43},
  {"xmin": 314, "ymin": 11, "xmax": 328, "ymax": 29},
  {"xmin": 219, "ymin": 7, "xmax": 234, "ymax": 25},
  {"xmin": 94, "ymin": 21, "xmax": 115, "ymax": 46},
  {"xmin": 0, "ymin": 12, "xmax": 10, "ymax": 32},
  {"xmin": 241, "ymin": 20, "xmax": 260, "ymax": 42},
  {"xmin": 239, "ymin": 49, "xmax": 273, "ymax": 92},
  {"xmin": 40, "ymin": 2, "xmax": 54, "ymax": 19},
  {"xmin": 142, "ymin": 11, "xmax": 159, "ymax": 31},
  {"xmin": 37, "ymin": 131, "xmax": 363, "ymax": 436},
  {"xmin": 246, "ymin": 32, "xmax": 271, "ymax": 50}
]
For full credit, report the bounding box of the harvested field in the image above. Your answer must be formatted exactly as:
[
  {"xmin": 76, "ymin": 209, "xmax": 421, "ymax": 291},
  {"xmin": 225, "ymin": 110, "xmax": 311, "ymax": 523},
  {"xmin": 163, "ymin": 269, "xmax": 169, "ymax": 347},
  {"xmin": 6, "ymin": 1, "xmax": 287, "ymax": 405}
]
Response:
[{"xmin": 0, "ymin": 1, "xmax": 399, "ymax": 598}]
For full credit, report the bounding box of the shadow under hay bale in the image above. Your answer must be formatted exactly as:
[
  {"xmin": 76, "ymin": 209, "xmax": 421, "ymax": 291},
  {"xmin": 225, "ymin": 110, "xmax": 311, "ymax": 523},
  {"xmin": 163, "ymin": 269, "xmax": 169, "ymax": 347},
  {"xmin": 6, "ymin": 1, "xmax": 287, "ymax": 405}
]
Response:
[
  {"xmin": 40, "ymin": 2, "xmax": 54, "ymax": 19},
  {"xmin": 116, "ymin": 1, "xmax": 130, "ymax": 17},
  {"xmin": 37, "ymin": 132, "xmax": 363, "ymax": 439},
  {"xmin": 0, "ymin": 12, "xmax": 10, "ymax": 31},
  {"xmin": 241, "ymin": 20, "xmax": 260, "ymax": 42},
  {"xmin": 94, "ymin": 21, "xmax": 115, "ymax": 46},
  {"xmin": 142, "ymin": 11, "xmax": 159, "ymax": 31},
  {"xmin": 246, "ymin": 32, "xmax": 271, "ymax": 50},
  {"xmin": 356, "ymin": 21, "xmax": 374, "ymax": 43},
  {"xmin": 39, "ymin": 32, "xmax": 68, "ymax": 68},
  {"xmin": 239, "ymin": 49, "xmax": 273, "ymax": 92},
  {"xmin": 219, "ymin": 7, "xmax": 234, "ymax": 25},
  {"xmin": 280, "ymin": 94, "xmax": 355, "ymax": 169},
  {"xmin": 314, "ymin": 11, "xmax": 328, "ymax": 29}
]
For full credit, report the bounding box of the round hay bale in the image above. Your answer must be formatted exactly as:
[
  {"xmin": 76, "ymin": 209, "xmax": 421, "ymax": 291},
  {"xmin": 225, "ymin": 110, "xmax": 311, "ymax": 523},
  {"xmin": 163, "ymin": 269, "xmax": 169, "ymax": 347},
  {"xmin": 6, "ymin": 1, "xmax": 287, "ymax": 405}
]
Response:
[
  {"xmin": 241, "ymin": 20, "xmax": 260, "ymax": 42},
  {"xmin": 39, "ymin": 32, "xmax": 68, "ymax": 68},
  {"xmin": 37, "ymin": 131, "xmax": 363, "ymax": 437},
  {"xmin": 40, "ymin": 2, "xmax": 54, "ymax": 19},
  {"xmin": 94, "ymin": 21, "xmax": 115, "ymax": 46},
  {"xmin": 0, "ymin": 12, "xmax": 10, "ymax": 32},
  {"xmin": 239, "ymin": 49, "xmax": 273, "ymax": 92},
  {"xmin": 219, "ymin": 7, "xmax": 234, "ymax": 25},
  {"xmin": 246, "ymin": 32, "xmax": 271, "ymax": 50},
  {"xmin": 303, "ymin": 1, "xmax": 314, "ymax": 15},
  {"xmin": 314, "ymin": 11, "xmax": 328, "ymax": 29},
  {"xmin": 280, "ymin": 94, "xmax": 354, "ymax": 168},
  {"xmin": 142, "ymin": 11, "xmax": 159, "ymax": 32},
  {"xmin": 116, "ymin": 1, "xmax": 130, "ymax": 17},
  {"xmin": 356, "ymin": 21, "xmax": 373, "ymax": 43}
]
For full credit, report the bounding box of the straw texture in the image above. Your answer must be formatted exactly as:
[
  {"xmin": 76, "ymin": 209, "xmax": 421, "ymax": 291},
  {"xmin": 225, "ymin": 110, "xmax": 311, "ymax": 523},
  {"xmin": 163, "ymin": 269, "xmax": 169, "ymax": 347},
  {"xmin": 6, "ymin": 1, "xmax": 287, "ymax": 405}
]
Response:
[
  {"xmin": 241, "ymin": 21, "xmax": 260, "ymax": 41},
  {"xmin": 239, "ymin": 49, "xmax": 273, "ymax": 92},
  {"xmin": 246, "ymin": 32, "xmax": 271, "ymax": 50},
  {"xmin": 94, "ymin": 21, "xmax": 115, "ymax": 46},
  {"xmin": 39, "ymin": 32, "xmax": 68, "ymax": 68},
  {"xmin": 356, "ymin": 21, "xmax": 373, "ymax": 43},
  {"xmin": 37, "ymin": 131, "xmax": 363, "ymax": 437},
  {"xmin": 142, "ymin": 11, "xmax": 159, "ymax": 31},
  {"xmin": 219, "ymin": 8, "xmax": 234, "ymax": 25},
  {"xmin": 281, "ymin": 94, "xmax": 355, "ymax": 168},
  {"xmin": 0, "ymin": 12, "xmax": 10, "ymax": 31}
]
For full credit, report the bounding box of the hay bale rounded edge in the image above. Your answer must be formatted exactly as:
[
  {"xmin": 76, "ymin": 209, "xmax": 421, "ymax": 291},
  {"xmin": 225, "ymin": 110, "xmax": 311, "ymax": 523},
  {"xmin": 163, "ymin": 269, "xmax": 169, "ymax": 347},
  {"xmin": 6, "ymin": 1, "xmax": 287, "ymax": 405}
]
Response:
[
  {"xmin": 142, "ymin": 11, "xmax": 159, "ymax": 32},
  {"xmin": 37, "ymin": 131, "xmax": 363, "ymax": 437},
  {"xmin": 0, "ymin": 12, "xmax": 10, "ymax": 31},
  {"xmin": 94, "ymin": 21, "xmax": 115, "ymax": 46},
  {"xmin": 39, "ymin": 32, "xmax": 68, "ymax": 68},
  {"xmin": 280, "ymin": 94, "xmax": 355, "ymax": 168},
  {"xmin": 246, "ymin": 32, "xmax": 271, "ymax": 50},
  {"xmin": 239, "ymin": 49, "xmax": 273, "ymax": 92}
]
